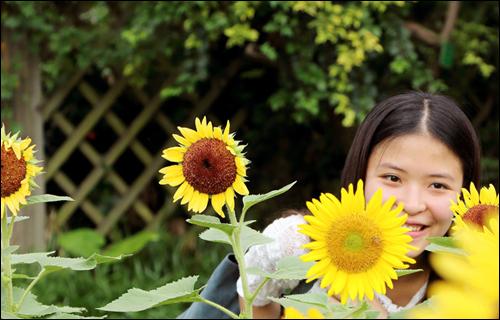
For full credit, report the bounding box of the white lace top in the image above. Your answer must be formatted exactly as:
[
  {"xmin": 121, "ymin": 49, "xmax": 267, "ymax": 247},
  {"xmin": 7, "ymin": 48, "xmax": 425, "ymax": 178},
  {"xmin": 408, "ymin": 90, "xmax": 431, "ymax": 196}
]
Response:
[{"xmin": 235, "ymin": 214, "xmax": 428, "ymax": 313}]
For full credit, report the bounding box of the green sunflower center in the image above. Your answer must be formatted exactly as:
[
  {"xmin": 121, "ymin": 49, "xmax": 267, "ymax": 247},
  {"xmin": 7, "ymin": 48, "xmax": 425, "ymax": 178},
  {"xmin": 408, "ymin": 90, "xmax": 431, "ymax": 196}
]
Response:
[
  {"xmin": 182, "ymin": 138, "xmax": 237, "ymax": 195},
  {"xmin": 463, "ymin": 204, "xmax": 499, "ymax": 227},
  {"xmin": 1, "ymin": 145, "xmax": 27, "ymax": 198},
  {"xmin": 327, "ymin": 214, "xmax": 383, "ymax": 273}
]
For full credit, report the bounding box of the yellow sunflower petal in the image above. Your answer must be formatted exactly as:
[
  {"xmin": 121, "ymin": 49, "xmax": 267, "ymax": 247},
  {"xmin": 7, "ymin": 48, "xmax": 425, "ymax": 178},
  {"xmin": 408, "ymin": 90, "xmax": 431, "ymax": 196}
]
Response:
[
  {"xmin": 181, "ymin": 184, "xmax": 194, "ymax": 205},
  {"xmin": 173, "ymin": 133, "xmax": 191, "ymax": 147},
  {"xmin": 159, "ymin": 164, "xmax": 183, "ymax": 176},
  {"xmin": 160, "ymin": 174, "xmax": 185, "ymax": 186},
  {"xmin": 178, "ymin": 126, "xmax": 201, "ymax": 143},
  {"xmin": 232, "ymin": 175, "xmax": 249, "ymax": 195},
  {"xmin": 162, "ymin": 147, "xmax": 186, "ymax": 162},
  {"xmin": 225, "ymin": 187, "xmax": 235, "ymax": 213},
  {"xmin": 211, "ymin": 193, "xmax": 226, "ymax": 218},
  {"xmin": 235, "ymin": 157, "xmax": 247, "ymax": 176},
  {"xmin": 173, "ymin": 181, "xmax": 189, "ymax": 202}
]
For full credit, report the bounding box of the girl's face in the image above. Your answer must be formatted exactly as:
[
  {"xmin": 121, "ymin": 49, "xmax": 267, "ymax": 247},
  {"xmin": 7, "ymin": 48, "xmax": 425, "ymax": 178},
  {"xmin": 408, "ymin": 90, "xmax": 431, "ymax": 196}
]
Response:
[{"xmin": 365, "ymin": 133, "xmax": 463, "ymax": 258}]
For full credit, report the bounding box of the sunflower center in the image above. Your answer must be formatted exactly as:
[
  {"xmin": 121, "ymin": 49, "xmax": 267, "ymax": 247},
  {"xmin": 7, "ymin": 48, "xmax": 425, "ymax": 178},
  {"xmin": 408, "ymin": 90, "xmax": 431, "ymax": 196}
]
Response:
[
  {"xmin": 327, "ymin": 214, "xmax": 383, "ymax": 273},
  {"xmin": 1, "ymin": 145, "xmax": 27, "ymax": 198},
  {"xmin": 182, "ymin": 138, "xmax": 237, "ymax": 195},
  {"xmin": 463, "ymin": 204, "xmax": 499, "ymax": 227}
]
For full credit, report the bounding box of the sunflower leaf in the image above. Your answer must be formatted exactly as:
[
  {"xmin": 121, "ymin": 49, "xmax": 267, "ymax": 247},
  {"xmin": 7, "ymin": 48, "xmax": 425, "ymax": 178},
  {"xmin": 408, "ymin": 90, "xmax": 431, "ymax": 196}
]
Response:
[
  {"xmin": 395, "ymin": 269, "xmax": 423, "ymax": 277},
  {"xmin": 25, "ymin": 194, "xmax": 74, "ymax": 205},
  {"xmin": 199, "ymin": 228, "xmax": 231, "ymax": 245},
  {"xmin": 187, "ymin": 215, "xmax": 237, "ymax": 235},
  {"xmin": 10, "ymin": 252, "xmax": 127, "ymax": 271},
  {"xmin": 98, "ymin": 276, "xmax": 201, "ymax": 312},
  {"xmin": 247, "ymin": 255, "xmax": 313, "ymax": 280},
  {"xmin": 242, "ymin": 181, "xmax": 296, "ymax": 217},
  {"xmin": 13, "ymin": 287, "xmax": 86, "ymax": 317},
  {"xmin": 46, "ymin": 313, "xmax": 107, "ymax": 319},
  {"xmin": 425, "ymin": 236, "xmax": 466, "ymax": 255},
  {"xmin": 6, "ymin": 216, "xmax": 30, "ymax": 223},
  {"xmin": 269, "ymin": 292, "xmax": 329, "ymax": 315},
  {"xmin": 199, "ymin": 225, "xmax": 273, "ymax": 251}
]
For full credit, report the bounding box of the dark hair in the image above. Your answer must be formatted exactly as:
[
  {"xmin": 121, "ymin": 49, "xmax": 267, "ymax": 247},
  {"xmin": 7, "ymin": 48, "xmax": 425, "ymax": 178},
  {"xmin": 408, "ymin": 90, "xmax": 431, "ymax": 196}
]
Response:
[{"xmin": 340, "ymin": 91, "xmax": 481, "ymax": 188}]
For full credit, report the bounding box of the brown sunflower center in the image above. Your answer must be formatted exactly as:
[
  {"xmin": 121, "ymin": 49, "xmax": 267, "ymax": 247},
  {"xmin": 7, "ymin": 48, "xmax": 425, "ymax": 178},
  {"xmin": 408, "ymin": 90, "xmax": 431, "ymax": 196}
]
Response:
[
  {"xmin": 327, "ymin": 214, "xmax": 383, "ymax": 273},
  {"xmin": 1, "ymin": 145, "xmax": 27, "ymax": 197},
  {"xmin": 463, "ymin": 204, "xmax": 499, "ymax": 227},
  {"xmin": 182, "ymin": 138, "xmax": 237, "ymax": 195}
]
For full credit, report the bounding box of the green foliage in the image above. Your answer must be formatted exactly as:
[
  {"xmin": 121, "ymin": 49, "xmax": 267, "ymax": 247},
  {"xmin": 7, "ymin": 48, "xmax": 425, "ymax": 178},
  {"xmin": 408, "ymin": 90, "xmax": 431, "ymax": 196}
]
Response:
[
  {"xmin": 15, "ymin": 229, "xmax": 231, "ymax": 319},
  {"xmin": 242, "ymin": 181, "xmax": 296, "ymax": 218},
  {"xmin": 26, "ymin": 194, "xmax": 74, "ymax": 206},
  {"xmin": 57, "ymin": 228, "xmax": 159, "ymax": 260},
  {"xmin": 98, "ymin": 276, "xmax": 200, "ymax": 312},
  {"xmin": 2, "ymin": 1, "xmax": 497, "ymax": 127},
  {"xmin": 246, "ymin": 256, "xmax": 313, "ymax": 280},
  {"xmin": 102, "ymin": 231, "xmax": 159, "ymax": 257},
  {"xmin": 425, "ymin": 236, "xmax": 466, "ymax": 255},
  {"xmin": 57, "ymin": 229, "xmax": 105, "ymax": 258}
]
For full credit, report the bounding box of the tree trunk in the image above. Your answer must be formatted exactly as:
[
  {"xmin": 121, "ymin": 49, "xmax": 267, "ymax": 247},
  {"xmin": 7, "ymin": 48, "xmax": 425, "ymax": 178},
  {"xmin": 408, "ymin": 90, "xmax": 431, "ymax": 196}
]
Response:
[{"xmin": 3, "ymin": 29, "xmax": 47, "ymax": 252}]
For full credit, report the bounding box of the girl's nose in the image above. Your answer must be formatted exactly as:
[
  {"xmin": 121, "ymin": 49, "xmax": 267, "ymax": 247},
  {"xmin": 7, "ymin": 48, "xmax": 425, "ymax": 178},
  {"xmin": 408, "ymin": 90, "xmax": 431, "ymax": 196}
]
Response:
[{"xmin": 400, "ymin": 185, "xmax": 426, "ymax": 215}]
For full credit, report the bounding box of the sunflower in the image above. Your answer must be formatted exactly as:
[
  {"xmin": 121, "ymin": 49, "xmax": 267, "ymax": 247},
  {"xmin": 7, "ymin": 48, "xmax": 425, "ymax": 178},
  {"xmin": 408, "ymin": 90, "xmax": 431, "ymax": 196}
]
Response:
[
  {"xmin": 159, "ymin": 117, "xmax": 250, "ymax": 218},
  {"xmin": 410, "ymin": 216, "xmax": 498, "ymax": 319},
  {"xmin": 298, "ymin": 180, "xmax": 416, "ymax": 304},
  {"xmin": 283, "ymin": 307, "xmax": 325, "ymax": 319},
  {"xmin": 450, "ymin": 182, "xmax": 499, "ymax": 232},
  {"xmin": 1, "ymin": 125, "xmax": 43, "ymax": 218}
]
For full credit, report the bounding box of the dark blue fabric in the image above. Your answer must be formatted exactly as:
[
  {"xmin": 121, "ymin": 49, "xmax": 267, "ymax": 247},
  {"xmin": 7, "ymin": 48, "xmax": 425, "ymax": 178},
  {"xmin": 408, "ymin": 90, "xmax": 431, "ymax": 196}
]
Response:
[
  {"xmin": 177, "ymin": 253, "xmax": 313, "ymax": 319},
  {"xmin": 177, "ymin": 254, "xmax": 240, "ymax": 319}
]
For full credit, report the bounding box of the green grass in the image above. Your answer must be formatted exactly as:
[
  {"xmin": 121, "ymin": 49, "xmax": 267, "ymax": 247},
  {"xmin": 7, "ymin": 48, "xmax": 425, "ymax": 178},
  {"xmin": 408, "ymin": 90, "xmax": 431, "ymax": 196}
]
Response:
[{"xmin": 15, "ymin": 226, "xmax": 231, "ymax": 319}]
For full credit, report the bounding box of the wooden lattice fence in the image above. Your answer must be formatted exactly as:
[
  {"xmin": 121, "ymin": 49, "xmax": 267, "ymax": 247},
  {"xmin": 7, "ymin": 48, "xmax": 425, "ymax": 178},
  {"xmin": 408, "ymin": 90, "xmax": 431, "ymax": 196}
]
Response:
[{"xmin": 40, "ymin": 60, "xmax": 244, "ymax": 238}]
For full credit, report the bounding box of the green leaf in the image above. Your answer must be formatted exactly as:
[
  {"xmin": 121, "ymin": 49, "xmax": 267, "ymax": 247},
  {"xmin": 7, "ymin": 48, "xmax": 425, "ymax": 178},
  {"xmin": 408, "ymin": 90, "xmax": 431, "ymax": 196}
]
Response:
[
  {"xmin": 25, "ymin": 194, "xmax": 73, "ymax": 205},
  {"xmin": 425, "ymin": 236, "xmax": 466, "ymax": 255},
  {"xmin": 102, "ymin": 230, "xmax": 159, "ymax": 257},
  {"xmin": 12, "ymin": 273, "xmax": 37, "ymax": 280},
  {"xmin": 46, "ymin": 313, "xmax": 106, "ymax": 319},
  {"xmin": 6, "ymin": 216, "xmax": 29, "ymax": 224},
  {"xmin": 260, "ymin": 42, "xmax": 278, "ymax": 61},
  {"xmin": 13, "ymin": 287, "xmax": 85, "ymax": 317},
  {"xmin": 11, "ymin": 252, "xmax": 127, "ymax": 271},
  {"xmin": 98, "ymin": 276, "xmax": 200, "ymax": 312},
  {"xmin": 2, "ymin": 245, "xmax": 19, "ymax": 256},
  {"xmin": 247, "ymin": 255, "xmax": 313, "ymax": 280},
  {"xmin": 395, "ymin": 269, "xmax": 423, "ymax": 277},
  {"xmin": 57, "ymin": 228, "xmax": 105, "ymax": 258},
  {"xmin": 198, "ymin": 228, "xmax": 230, "ymax": 245},
  {"xmin": 240, "ymin": 226, "xmax": 274, "ymax": 252},
  {"xmin": 269, "ymin": 292, "xmax": 329, "ymax": 315},
  {"xmin": 199, "ymin": 225, "xmax": 273, "ymax": 252},
  {"xmin": 11, "ymin": 252, "xmax": 55, "ymax": 265},
  {"xmin": 242, "ymin": 181, "xmax": 296, "ymax": 216},
  {"xmin": 186, "ymin": 215, "xmax": 237, "ymax": 235},
  {"xmin": 1, "ymin": 311, "xmax": 20, "ymax": 319}
]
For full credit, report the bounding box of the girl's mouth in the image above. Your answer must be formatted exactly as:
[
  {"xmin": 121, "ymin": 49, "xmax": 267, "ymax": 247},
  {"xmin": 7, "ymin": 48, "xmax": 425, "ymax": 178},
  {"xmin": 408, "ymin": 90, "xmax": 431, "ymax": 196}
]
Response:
[{"xmin": 403, "ymin": 223, "xmax": 428, "ymax": 237}]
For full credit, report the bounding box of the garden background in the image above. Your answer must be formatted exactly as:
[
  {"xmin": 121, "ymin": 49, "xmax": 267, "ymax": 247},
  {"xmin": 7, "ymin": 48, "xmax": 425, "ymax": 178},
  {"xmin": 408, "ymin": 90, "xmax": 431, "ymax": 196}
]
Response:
[{"xmin": 1, "ymin": 1, "xmax": 498, "ymax": 318}]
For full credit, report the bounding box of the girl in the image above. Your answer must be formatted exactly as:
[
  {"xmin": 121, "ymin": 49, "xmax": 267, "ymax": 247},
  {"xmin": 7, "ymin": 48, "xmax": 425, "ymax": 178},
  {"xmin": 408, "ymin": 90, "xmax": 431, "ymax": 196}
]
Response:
[{"xmin": 237, "ymin": 91, "xmax": 481, "ymax": 318}]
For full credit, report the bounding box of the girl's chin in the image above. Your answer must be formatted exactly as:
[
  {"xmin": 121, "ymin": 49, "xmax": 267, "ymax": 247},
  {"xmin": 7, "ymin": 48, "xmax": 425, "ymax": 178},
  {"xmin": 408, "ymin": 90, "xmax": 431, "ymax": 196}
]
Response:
[{"xmin": 406, "ymin": 240, "xmax": 427, "ymax": 258}]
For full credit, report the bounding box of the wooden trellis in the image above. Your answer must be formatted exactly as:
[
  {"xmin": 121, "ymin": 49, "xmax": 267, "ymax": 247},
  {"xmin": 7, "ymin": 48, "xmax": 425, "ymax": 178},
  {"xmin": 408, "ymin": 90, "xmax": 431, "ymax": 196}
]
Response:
[{"xmin": 42, "ymin": 60, "xmax": 243, "ymax": 236}]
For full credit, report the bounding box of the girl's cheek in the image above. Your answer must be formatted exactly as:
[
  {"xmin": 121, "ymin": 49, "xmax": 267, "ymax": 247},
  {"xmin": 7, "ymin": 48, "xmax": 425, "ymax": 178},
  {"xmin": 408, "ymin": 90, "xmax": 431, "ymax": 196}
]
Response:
[{"xmin": 428, "ymin": 200, "xmax": 454, "ymax": 222}]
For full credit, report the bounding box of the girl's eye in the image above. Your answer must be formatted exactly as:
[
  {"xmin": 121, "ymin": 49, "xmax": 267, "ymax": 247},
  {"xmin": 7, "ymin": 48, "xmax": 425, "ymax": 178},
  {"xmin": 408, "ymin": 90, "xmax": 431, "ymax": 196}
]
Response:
[
  {"xmin": 384, "ymin": 175, "xmax": 400, "ymax": 183},
  {"xmin": 430, "ymin": 183, "xmax": 448, "ymax": 190}
]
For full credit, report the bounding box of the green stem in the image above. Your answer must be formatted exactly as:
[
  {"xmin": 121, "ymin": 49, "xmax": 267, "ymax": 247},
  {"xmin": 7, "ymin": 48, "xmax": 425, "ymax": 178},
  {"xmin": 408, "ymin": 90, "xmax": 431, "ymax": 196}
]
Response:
[
  {"xmin": 14, "ymin": 268, "xmax": 47, "ymax": 312},
  {"xmin": 1, "ymin": 214, "xmax": 15, "ymax": 313},
  {"xmin": 227, "ymin": 208, "xmax": 253, "ymax": 319},
  {"xmin": 249, "ymin": 277, "xmax": 270, "ymax": 306},
  {"xmin": 197, "ymin": 296, "xmax": 240, "ymax": 319}
]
